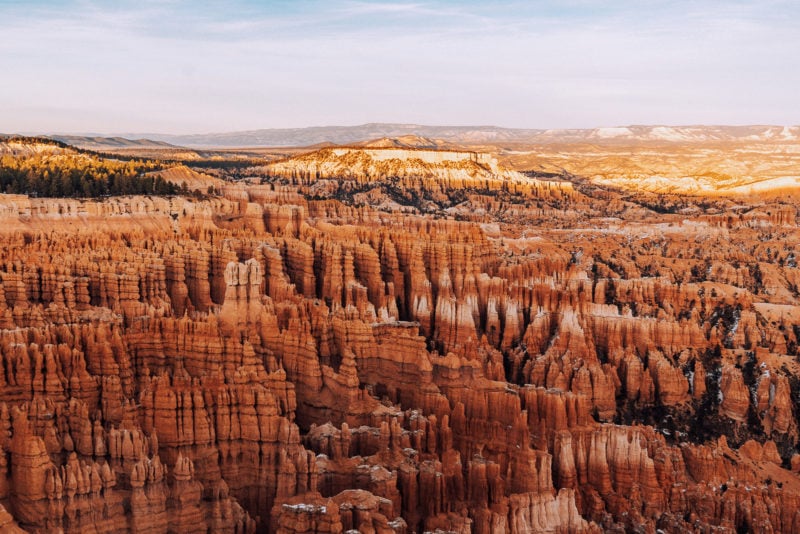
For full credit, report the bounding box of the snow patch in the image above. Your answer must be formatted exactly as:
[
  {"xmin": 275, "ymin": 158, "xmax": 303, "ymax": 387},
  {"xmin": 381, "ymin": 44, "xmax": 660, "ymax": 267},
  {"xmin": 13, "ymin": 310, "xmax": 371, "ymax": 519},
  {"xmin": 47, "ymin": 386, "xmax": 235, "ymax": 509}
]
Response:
[{"xmin": 282, "ymin": 503, "xmax": 328, "ymax": 514}]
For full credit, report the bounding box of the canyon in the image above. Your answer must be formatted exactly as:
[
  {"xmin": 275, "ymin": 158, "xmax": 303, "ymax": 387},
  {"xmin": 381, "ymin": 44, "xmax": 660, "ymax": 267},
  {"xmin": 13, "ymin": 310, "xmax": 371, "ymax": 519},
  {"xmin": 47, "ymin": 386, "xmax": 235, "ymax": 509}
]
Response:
[{"xmin": 1, "ymin": 136, "xmax": 800, "ymax": 533}]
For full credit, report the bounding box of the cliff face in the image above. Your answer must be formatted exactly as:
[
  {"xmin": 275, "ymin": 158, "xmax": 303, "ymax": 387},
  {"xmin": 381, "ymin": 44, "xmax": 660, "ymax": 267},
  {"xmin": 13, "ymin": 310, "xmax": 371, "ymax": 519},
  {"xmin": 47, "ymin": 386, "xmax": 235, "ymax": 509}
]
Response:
[
  {"xmin": 259, "ymin": 146, "xmax": 576, "ymax": 219},
  {"xmin": 2, "ymin": 143, "xmax": 800, "ymax": 533}
]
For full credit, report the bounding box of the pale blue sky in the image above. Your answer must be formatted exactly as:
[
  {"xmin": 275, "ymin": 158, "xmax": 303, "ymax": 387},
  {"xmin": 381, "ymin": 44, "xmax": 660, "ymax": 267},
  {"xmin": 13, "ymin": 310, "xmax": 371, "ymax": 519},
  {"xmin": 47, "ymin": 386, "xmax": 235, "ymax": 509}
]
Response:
[{"xmin": 1, "ymin": 0, "xmax": 798, "ymax": 133}]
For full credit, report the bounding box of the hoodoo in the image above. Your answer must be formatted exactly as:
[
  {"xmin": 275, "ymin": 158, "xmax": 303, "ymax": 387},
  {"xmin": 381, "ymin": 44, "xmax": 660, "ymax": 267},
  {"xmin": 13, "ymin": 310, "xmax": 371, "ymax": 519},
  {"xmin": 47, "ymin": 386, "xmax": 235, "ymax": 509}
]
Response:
[{"xmin": 2, "ymin": 133, "xmax": 800, "ymax": 533}]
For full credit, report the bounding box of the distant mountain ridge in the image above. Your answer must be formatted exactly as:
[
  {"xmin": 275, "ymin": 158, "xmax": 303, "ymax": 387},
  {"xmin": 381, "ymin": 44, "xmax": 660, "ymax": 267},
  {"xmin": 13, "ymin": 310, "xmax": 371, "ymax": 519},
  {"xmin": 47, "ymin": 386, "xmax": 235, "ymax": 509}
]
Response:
[
  {"xmin": 48, "ymin": 135, "xmax": 178, "ymax": 150},
  {"xmin": 128, "ymin": 124, "xmax": 800, "ymax": 148},
  {"xmin": 37, "ymin": 123, "xmax": 800, "ymax": 148},
  {"xmin": 121, "ymin": 124, "xmax": 541, "ymax": 148}
]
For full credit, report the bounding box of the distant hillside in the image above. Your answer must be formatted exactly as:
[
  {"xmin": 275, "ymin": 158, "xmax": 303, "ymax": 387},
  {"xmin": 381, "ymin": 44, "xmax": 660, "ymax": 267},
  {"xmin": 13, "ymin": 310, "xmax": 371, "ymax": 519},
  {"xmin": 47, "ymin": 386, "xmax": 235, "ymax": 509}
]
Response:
[
  {"xmin": 146, "ymin": 165, "xmax": 225, "ymax": 192},
  {"xmin": 114, "ymin": 124, "xmax": 543, "ymax": 147},
  {"xmin": 358, "ymin": 135, "xmax": 452, "ymax": 149},
  {"xmin": 0, "ymin": 136, "xmax": 180, "ymax": 197},
  {"xmin": 102, "ymin": 123, "xmax": 800, "ymax": 148},
  {"xmin": 49, "ymin": 135, "xmax": 178, "ymax": 150}
]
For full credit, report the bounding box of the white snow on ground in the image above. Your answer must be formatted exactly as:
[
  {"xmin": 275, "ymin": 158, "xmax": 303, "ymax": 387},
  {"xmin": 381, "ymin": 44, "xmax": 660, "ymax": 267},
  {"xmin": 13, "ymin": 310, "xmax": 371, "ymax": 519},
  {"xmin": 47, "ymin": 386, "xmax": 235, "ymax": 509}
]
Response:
[{"xmin": 282, "ymin": 503, "xmax": 327, "ymax": 514}]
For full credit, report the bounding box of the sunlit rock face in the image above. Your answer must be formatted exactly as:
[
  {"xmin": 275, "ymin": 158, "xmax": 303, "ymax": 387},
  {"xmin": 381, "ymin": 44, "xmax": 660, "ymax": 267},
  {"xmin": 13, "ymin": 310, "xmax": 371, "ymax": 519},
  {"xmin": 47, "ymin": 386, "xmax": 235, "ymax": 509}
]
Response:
[
  {"xmin": 2, "ymin": 138, "xmax": 800, "ymax": 532},
  {"xmin": 491, "ymin": 126, "xmax": 800, "ymax": 197}
]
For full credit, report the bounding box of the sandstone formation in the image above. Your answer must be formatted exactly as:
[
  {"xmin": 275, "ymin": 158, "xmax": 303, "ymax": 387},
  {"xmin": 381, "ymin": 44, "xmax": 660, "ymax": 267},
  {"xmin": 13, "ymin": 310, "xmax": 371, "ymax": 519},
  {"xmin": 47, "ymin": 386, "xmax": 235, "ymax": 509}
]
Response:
[{"xmin": 1, "ymin": 138, "xmax": 800, "ymax": 532}]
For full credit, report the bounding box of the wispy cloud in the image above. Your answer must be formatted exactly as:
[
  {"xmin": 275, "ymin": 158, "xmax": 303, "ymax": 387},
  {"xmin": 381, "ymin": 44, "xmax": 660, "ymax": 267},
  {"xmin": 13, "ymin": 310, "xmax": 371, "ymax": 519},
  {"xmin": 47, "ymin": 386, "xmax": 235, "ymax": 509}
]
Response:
[{"xmin": 1, "ymin": 0, "xmax": 799, "ymax": 133}]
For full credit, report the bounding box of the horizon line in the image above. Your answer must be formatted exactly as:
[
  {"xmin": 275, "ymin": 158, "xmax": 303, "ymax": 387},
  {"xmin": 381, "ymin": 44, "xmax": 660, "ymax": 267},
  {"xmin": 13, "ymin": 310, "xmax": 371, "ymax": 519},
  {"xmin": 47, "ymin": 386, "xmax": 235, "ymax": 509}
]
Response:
[{"xmin": 7, "ymin": 122, "xmax": 800, "ymax": 138}]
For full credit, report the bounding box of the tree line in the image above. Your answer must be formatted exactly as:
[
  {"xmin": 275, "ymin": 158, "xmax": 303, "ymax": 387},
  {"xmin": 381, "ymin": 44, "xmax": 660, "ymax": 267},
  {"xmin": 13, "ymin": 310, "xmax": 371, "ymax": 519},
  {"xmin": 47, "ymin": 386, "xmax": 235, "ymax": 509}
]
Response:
[{"xmin": 0, "ymin": 139, "xmax": 181, "ymax": 198}]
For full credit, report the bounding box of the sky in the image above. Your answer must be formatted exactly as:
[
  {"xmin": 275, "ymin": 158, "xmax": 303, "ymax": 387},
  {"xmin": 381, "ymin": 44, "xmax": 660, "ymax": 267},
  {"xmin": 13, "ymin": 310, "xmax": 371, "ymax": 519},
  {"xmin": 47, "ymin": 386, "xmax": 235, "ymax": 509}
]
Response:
[{"xmin": 1, "ymin": 0, "xmax": 799, "ymax": 134}]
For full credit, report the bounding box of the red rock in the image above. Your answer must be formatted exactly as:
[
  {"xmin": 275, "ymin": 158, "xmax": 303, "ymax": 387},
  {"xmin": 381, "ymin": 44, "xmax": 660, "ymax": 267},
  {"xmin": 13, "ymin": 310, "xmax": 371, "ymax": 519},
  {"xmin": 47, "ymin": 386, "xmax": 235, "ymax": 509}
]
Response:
[
  {"xmin": 720, "ymin": 365, "xmax": 750, "ymax": 422},
  {"xmin": 1, "ymin": 141, "xmax": 800, "ymax": 533}
]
